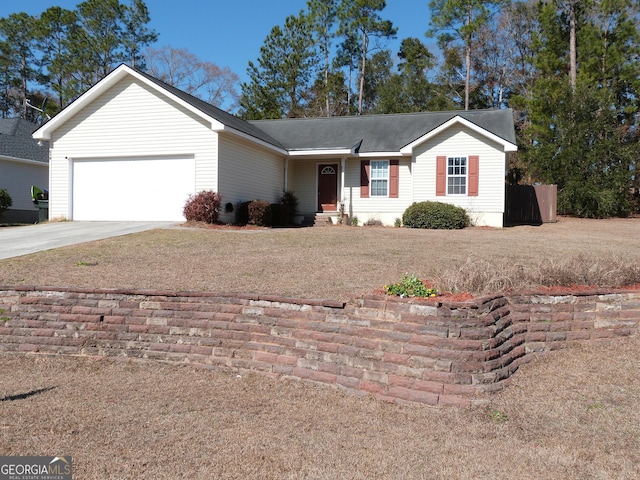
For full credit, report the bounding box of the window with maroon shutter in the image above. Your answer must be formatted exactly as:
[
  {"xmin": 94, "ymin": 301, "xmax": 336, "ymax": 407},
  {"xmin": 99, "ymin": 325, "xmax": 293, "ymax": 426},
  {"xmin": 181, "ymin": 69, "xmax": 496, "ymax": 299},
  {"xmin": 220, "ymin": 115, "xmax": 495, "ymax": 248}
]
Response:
[
  {"xmin": 437, "ymin": 155, "xmax": 479, "ymax": 196},
  {"xmin": 389, "ymin": 159, "xmax": 399, "ymax": 198},
  {"xmin": 468, "ymin": 155, "xmax": 479, "ymax": 196},
  {"xmin": 360, "ymin": 160, "xmax": 370, "ymax": 198},
  {"xmin": 361, "ymin": 159, "xmax": 398, "ymax": 198},
  {"xmin": 436, "ymin": 156, "xmax": 446, "ymax": 196}
]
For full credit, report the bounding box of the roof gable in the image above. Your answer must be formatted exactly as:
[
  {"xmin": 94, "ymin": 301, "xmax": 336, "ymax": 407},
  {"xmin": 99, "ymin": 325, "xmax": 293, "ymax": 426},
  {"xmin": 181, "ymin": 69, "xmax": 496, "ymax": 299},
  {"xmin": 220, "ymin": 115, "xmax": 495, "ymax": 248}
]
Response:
[
  {"xmin": 252, "ymin": 109, "xmax": 517, "ymax": 155},
  {"xmin": 33, "ymin": 64, "xmax": 286, "ymax": 152},
  {"xmin": 399, "ymin": 115, "xmax": 518, "ymax": 154}
]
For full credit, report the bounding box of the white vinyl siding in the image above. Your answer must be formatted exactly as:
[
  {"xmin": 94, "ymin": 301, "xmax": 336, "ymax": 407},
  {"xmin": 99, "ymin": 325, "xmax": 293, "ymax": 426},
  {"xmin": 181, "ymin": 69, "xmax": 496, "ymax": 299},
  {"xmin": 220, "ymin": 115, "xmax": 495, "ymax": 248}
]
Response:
[
  {"xmin": 288, "ymin": 160, "xmax": 317, "ymax": 215},
  {"xmin": 217, "ymin": 134, "xmax": 285, "ymax": 222},
  {"xmin": 412, "ymin": 124, "xmax": 506, "ymax": 226},
  {"xmin": 0, "ymin": 158, "xmax": 48, "ymax": 211},
  {"xmin": 47, "ymin": 77, "xmax": 217, "ymax": 220},
  {"xmin": 342, "ymin": 158, "xmax": 411, "ymax": 224}
]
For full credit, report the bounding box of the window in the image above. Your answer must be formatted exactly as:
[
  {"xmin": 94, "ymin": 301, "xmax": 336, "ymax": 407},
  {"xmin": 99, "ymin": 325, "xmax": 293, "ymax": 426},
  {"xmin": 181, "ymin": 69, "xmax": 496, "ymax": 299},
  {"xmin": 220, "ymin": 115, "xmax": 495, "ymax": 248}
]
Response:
[
  {"xmin": 447, "ymin": 157, "xmax": 467, "ymax": 195},
  {"xmin": 361, "ymin": 160, "xmax": 399, "ymax": 198},
  {"xmin": 370, "ymin": 160, "xmax": 389, "ymax": 196}
]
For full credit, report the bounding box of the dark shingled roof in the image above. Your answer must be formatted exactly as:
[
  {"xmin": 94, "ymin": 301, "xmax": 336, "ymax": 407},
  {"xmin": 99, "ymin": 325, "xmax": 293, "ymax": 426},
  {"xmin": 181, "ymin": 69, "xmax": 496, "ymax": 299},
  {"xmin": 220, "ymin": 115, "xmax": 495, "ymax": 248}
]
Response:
[
  {"xmin": 250, "ymin": 109, "xmax": 516, "ymax": 153},
  {"xmin": 36, "ymin": 66, "xmax": 516, "ymax": 156},
  {"xmin": 0, "ymin": 118, "xmax": 49, "ymax": 163},
  {"xmin": 136, "ymin": 68, "xmax": 514, "ymax": 154}
]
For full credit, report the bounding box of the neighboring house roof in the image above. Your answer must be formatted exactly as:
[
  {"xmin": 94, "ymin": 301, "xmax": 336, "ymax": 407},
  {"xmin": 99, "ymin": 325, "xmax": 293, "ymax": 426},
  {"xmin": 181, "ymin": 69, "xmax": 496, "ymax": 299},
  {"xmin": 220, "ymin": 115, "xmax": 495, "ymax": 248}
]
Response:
[
  {"xmin": 0, "ymin": 118, "xmax": 49, "ymax": 163},
  {"xmin": 33, "ymin": 64, "xmax": 517, "ymax": 156},
  {"xmin": 251, "ymin": 109, "xmax": 517, "ymax": 154}
]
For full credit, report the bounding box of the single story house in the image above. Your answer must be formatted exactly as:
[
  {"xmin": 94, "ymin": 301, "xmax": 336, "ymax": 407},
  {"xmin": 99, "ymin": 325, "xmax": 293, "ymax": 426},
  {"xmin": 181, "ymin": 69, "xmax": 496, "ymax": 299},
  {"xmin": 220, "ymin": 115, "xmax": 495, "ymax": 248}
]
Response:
[
  {"xmin": 0, "ymin": 118, "xmax": 49, "ymax": 223},
  {"xmin": 33, "ymin": 64, "xmax": 517, "ymax": 227}
]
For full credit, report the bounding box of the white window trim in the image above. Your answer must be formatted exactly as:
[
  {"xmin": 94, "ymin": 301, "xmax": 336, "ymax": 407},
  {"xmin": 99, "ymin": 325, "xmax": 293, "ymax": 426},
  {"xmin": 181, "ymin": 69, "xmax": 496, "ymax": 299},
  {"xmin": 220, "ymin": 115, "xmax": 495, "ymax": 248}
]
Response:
[
  {"xmin": 370, "ymin": 159, "xmax": 389, "ymax": 197},
  {"xmin": 447, "ymin": 156, "xmax": 468, "ymax": 196}
]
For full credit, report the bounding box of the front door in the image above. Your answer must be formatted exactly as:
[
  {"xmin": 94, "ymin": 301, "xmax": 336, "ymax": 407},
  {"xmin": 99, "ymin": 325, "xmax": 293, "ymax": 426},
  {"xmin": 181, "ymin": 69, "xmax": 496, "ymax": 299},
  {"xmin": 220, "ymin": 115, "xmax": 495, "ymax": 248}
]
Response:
[{"xmin": 318, "ymin": 164, "xmax": 338, "ymax": 212}]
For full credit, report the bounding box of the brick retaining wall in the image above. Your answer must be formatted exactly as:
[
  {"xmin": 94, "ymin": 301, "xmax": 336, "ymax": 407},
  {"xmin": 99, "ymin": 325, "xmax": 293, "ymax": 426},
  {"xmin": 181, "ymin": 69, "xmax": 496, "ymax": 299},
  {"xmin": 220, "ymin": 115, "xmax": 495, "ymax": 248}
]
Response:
[{"xmin": 1, "ymin": 286, "xmax": 639, "ymax": 407}]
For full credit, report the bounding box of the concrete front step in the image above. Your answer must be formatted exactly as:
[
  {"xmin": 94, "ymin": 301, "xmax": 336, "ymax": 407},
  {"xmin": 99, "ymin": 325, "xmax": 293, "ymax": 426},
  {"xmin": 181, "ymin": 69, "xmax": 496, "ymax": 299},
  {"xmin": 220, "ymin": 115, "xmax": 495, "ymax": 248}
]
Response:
[{"xmin": 310, "ymin": 212, "xmax": 340, "ymax": 227}]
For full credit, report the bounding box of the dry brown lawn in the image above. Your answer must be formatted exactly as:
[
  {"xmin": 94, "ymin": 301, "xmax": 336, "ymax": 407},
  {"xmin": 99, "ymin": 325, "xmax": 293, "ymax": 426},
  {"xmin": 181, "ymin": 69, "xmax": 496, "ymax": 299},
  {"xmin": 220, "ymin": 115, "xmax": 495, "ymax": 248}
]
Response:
[
  {"xmin": 1, "ymin": 216, "xmax": 639, "ymax": 301},
  {"xmin": 1, "ymin": 216, "xmax": 640, "ymax": 478}
]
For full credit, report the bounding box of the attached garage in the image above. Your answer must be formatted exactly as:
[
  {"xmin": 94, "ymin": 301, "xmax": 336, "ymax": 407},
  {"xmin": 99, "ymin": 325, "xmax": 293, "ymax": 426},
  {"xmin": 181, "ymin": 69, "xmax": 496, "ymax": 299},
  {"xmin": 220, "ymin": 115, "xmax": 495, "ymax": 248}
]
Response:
[{"xmin": 72, "ymin": 156, "xmax": 195, "ymax": 221}]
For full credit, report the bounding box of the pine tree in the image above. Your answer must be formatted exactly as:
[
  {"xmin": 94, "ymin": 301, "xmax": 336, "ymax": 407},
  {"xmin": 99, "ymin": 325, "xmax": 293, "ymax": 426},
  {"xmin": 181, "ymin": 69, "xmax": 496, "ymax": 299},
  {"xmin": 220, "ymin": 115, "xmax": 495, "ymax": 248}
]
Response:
[
  {"xmin": 337, "ymin": 0, "xmax": 396, "ymax": 115},
  {"xmin": 240, "ymin": 12, "xmax": 318, "ymax": 119},
  {"xmin": 0, "ymin": 12, "xmax": 39, "ymax": 118},
  {"xmin": 427, "ymin": 0, "xmax": 508, "ymax": 110},
  {"xmin": 523, "ymin": 0, "xmax": 640, "ymax": 217}
]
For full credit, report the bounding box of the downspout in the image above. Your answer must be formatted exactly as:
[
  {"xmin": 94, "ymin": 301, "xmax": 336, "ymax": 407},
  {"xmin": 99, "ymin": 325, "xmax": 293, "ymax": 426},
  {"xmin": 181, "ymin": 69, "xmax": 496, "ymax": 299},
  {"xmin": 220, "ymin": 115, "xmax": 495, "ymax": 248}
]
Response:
[{"xmin": 284, "ymin": 157, "xmax": 288, "ymax": 192}]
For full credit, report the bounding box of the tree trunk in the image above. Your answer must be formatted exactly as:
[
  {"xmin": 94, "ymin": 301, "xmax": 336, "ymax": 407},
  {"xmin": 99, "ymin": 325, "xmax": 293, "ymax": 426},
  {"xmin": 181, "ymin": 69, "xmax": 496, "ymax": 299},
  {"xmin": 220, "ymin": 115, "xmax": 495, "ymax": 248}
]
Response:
[
  {"xmin": 358, "ymin": 30, "xmax": 368, "ymax": 115},
  {"xmin": 569, "ymin": 0, "xmax": 577, "ymax": 92},
  {"xmin": 464, "ymin": 4, "xmax": 472, "ymax": 110},
  {"xmin": 465, "ymin": 43, "xmax": 471, "ymax": 110}
]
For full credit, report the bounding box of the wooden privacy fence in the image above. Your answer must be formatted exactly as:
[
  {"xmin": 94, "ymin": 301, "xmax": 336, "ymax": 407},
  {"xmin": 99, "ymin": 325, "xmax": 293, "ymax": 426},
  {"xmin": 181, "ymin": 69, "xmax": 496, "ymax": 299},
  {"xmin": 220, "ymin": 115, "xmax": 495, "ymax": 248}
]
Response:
[{"xmin": 505, "ymin": 184, "xmax": 557, "ymax": 226}]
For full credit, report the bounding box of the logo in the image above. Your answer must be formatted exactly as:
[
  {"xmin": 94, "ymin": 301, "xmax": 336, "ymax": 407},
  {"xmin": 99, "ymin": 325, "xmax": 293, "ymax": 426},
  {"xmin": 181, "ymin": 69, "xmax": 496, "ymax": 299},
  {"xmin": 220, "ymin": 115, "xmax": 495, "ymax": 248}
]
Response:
[{"xmin": 0, "ymin": 456, "xmax": 72, "ymax": 480}]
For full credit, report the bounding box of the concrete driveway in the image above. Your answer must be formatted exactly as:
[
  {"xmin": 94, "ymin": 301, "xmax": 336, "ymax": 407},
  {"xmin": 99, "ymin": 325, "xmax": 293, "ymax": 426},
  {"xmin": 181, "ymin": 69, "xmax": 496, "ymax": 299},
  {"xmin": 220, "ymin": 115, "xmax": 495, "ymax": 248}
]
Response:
[{"xmin": 0, "ymin": 221, "xmax": 176, "ymax": 260}]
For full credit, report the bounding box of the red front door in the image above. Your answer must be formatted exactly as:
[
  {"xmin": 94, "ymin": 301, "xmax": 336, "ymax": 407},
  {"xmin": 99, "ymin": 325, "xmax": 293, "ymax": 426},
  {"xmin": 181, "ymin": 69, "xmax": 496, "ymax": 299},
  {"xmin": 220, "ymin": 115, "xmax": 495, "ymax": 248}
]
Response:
[{"xmin": 318, "ymin": 164, "xmax": 338, "ymax": 212}]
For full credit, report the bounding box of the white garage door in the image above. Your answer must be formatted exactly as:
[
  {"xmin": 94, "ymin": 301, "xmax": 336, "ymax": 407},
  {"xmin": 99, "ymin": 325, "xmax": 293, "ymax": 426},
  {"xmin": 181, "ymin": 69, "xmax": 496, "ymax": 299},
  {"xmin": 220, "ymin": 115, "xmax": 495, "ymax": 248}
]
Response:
[{"xmin": 72, "ymin": 156, "xmax": 196, "ymax": 221}]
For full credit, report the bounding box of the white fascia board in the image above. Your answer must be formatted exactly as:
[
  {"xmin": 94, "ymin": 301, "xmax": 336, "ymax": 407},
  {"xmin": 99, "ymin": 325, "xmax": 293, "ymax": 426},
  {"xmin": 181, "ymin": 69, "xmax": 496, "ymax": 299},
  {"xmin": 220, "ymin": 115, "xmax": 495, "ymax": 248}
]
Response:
[
  {"xmin": 289, "ymin": 149, "xmax": 410, "ymax": 158},
  {"xmin": 352, "ymin": 151, "xmax": 405, "ymax": 158},
  {"xmin": 218, "ymin": 125, "xmax": 288, "ymax": 156},
  {"xmin": 399, "ymin": 115, "xmax": 518, "ymax": 154},
  {"xmin": 287, "ymin": 148, "xmax": 353, "ymax": 158},
  {"xmin": 286, "ymin": 150, "xmax": 406, "ymax": 159},
  {"xmin": 0, "ymin": 155, "xmax": 49, "ymax": 167},
  {"xmin": 33, "ymin": 64, "xmax": 224, "ymax": 140}
]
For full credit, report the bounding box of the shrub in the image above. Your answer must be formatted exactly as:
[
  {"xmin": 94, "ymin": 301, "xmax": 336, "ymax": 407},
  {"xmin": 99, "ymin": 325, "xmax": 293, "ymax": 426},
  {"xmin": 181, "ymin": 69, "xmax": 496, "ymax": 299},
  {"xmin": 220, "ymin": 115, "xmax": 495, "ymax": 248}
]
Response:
[
  {"xmin": 384, "ymin": 273, "xmax": 437, "ymax": 298},
  {"xmin": 183, "ymin": 191, "xmax": 221, "ymax": 224},
  {"xmin": 402, "ymin": 201, "xmax": 469, "ymax": 229},
  {"xmin": 280, "ymin": 190, "xmax": 299, "ymax": 223},
  {"xmin": 351, "ymin": 216, "xmax": 359, "ymax": 226},
  {"xmin": 248, "ymin": 200, "xmax": 272, "ymax": 226},
  {"xmin": 270, "ymin": 203, "xmax": 290, "ymax": 227},
  {"xmin": 364, "ymin": 218, "xmax": 382, "ymax": 226},
  {"xmin": 235, "ymin": 201, "xmax": 250, "ymax": 225},
  {"xmin": 0, "ymin": 188, "xmax": 12, "ymax": 220}
]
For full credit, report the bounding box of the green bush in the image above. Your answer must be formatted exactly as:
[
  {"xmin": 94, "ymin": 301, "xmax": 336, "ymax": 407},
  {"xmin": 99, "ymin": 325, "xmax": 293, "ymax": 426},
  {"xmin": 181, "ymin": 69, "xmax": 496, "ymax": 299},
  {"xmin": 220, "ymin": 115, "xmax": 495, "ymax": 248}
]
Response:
[
  {"xmin": 384, "ymin": 273, "xmax": 437, "ymax": 298},
  {"xmin": 248, "ymin": 200, "xmax": 272, "ymax": 226},
  {"xmin": 402, "ymin": 201, "xmax": 469, "ymax": 229},
  {"xmin": 0, "ymin": 188, "xmax": 12, "ymax": 220},
  {"xmin": 183, "ymin": 191, "xmax": 221, "ymax": 224}
]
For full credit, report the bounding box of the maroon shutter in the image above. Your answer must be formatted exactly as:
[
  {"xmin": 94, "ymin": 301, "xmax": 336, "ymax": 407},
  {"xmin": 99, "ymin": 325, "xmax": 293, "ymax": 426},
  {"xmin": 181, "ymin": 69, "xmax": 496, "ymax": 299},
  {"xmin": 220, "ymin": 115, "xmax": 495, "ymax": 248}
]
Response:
[
  {"xmin": 468, "ymin": 155, "xmax": 479, "ymax": 196},
  {"xmin": 389, "ymin": 159, "xmax": 399, "ymax": 198},
  {"xmin": 436, "ymin": 156, "xmax": 446, "ymax": 196},
  {"xmin": 360, "ymin": 160, "xmax": 370, "ymax": 198}
]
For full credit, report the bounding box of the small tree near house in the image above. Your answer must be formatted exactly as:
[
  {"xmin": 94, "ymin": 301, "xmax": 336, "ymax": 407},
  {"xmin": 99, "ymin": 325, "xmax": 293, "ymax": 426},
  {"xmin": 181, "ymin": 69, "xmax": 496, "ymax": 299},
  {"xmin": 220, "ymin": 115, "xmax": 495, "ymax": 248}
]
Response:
[{"xmin": 0, "ymin": 189, "xmax": 12, "ymax": 221}]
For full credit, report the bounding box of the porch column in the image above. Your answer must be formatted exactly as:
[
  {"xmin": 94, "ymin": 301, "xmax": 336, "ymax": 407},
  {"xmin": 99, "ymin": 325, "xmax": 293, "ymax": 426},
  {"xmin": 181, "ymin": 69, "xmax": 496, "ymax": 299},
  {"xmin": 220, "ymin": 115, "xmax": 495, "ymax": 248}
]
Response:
[{"xmin": 340, "ymin": 156, "xmax": 346, "ymax": 203}]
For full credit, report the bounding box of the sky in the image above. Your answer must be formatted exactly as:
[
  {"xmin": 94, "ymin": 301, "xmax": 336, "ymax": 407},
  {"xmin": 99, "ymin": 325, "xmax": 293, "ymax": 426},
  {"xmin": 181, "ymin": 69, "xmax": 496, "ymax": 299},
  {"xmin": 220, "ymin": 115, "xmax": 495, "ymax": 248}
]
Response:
[{"xmin": 0, "ymin": 0, "xmax": 435, "ymax": 85}]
